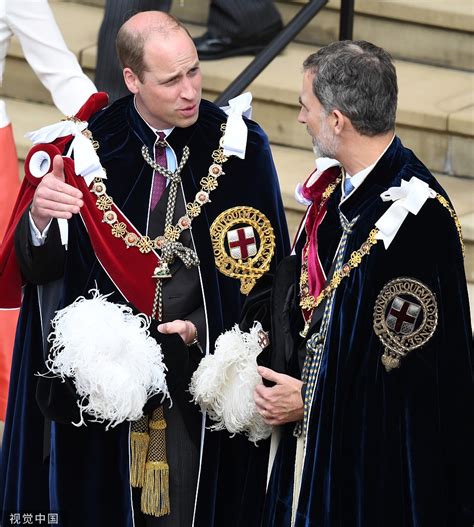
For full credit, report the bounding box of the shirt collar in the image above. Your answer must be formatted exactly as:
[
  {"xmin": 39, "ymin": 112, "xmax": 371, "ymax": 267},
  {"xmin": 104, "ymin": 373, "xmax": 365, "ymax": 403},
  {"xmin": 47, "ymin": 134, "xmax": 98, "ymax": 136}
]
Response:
[
  {"xmin": 133, "ymin": 96, "xmax": 174, "ymax": 138},
  {"xmin": 346, "ymin": 134, "xmax": 395, "ymax": 190}
]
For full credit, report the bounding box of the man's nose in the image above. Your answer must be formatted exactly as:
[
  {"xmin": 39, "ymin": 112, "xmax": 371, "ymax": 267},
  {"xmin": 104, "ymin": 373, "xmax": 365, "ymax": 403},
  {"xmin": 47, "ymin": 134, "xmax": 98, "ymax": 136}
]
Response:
[
  {"xmin": 297, "ymin": 108, "xmax": 306, "ymax": 124},
  {"xmin": 180, "ymin": 77, "xmax": 197, "ymax": 100}
]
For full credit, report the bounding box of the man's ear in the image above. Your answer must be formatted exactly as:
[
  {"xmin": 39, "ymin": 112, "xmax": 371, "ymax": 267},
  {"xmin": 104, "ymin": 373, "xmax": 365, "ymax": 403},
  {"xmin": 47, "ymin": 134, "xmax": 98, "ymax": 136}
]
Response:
[
  {"xmin": 332, "ymin": 109, "xmax": 346, "ymax": 135},
  {"xmin": 123, "ymin": 67, "xmax": 139, "ymax": 94}
]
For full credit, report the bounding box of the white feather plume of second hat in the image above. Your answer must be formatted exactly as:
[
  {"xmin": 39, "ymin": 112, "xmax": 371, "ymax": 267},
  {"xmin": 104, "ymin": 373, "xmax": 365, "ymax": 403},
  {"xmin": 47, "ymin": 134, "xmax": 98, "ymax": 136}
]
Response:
[
  {"xmin": 45, "ymin": 289, "xmax": 169, "ymax": 429},
  {"xmin": 189, "ymin": 322, "xmax": 272, "ymax": 444}
]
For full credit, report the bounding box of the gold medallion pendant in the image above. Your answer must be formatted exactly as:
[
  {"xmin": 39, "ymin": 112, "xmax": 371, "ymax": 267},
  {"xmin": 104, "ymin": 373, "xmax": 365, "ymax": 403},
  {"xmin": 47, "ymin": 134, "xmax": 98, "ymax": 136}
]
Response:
[
  {"xmin": 373, "ymin": 277, "xmax": 438, "ymax": 371},
  {"xmin": 210, "ymin": 206, "xmax": 275, "ymax": 294}
]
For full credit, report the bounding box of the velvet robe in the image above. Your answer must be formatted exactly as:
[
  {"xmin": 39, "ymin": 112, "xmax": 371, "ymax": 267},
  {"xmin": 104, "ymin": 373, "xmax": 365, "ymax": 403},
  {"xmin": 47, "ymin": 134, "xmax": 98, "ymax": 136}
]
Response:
[
  {"xmin": 0, "ymin": 96, "xmax": 290, "ymax": 527},
  {"xmin": 262, "ymin": 137, "xmax": 474, "ymax": 527}
]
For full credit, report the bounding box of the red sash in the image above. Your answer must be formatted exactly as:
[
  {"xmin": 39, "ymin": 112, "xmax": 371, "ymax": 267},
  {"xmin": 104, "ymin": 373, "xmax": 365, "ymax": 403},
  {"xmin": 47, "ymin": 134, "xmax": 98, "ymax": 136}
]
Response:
[
  {"xmin": 301, "ymin": 165, "xmax": 341, "ymax": 301},
  {"xmin": 67, "ymin": 160, "xmax": 160, "ymax": 316},
  {"xmin": 0, "ymin": 93, "xmax": 158, "ymax": 316}
]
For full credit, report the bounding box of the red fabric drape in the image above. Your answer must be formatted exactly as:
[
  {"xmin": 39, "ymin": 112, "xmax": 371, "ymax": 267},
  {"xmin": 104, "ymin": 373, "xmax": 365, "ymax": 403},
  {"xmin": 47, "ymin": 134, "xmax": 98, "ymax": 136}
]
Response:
[
  {"xmin": 0, "ymin": 92, "xmax": 109, "ymax": 309},
  {"xmin": 0, "ymin": 121, "xmax": 21, "ymax": 420},
  {"xmin": 301, "ymin": 166, "xmax": 341, "ymax": 300},
  {"xmin": 0, "ymin": 92, "xmax": 161, "ymax": 320},
  {"xmin": 0, "ymin": 93, "xmax": 108, "ymax": 419},
  {"xmin": 64, "ymin": 156, "xmax": 160, "ymax": 317}
]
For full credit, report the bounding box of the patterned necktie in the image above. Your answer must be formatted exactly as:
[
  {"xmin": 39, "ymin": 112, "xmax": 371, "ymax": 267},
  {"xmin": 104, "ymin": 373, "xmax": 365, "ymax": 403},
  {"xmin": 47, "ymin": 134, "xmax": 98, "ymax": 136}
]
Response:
[{"xmin": 150, "ymin": 131, "xmax": 167, "ymax": 210}]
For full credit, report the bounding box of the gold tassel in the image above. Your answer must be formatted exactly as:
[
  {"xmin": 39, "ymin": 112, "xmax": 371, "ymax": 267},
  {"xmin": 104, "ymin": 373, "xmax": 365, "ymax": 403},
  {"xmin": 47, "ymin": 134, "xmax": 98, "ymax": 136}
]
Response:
[
  {"xmin": 141, "ymin": 460, "xmax": 170, "ymax": 516},
  {"xmin": 140, "ymin": 406, "xmax": 170, "ymax": 517},
  {"xmin": 130, "ymin": 431, "xmax": 150, "ymax": 487}
]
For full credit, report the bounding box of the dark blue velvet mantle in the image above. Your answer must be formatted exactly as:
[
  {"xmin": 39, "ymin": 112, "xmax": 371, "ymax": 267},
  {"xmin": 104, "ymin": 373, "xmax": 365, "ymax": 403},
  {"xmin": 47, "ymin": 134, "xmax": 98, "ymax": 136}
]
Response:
[
  {"xmin": 0, "ymin": 96, "xmax": 290, "ymax": 526},
  {"xmin": 263, "ymin": 137, "xmax": 474, "ymax": 527}
]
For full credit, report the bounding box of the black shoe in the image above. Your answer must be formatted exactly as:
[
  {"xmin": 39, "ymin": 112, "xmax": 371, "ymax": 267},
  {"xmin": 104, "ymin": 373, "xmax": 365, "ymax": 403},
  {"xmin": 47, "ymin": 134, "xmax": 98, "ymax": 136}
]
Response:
[{"xmin": 194, "ymin": 21, "xmax": 283, "ymax": 60}]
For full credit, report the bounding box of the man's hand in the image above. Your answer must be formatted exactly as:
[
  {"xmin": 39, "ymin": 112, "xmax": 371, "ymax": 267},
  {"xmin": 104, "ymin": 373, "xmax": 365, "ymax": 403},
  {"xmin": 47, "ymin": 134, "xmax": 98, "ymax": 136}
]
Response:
[
  {"xmin": 254, "ymin": 366, "xmax": 304, "ymax": 425},
  {"xmin": 30, "ymin": 155, "xmax": 84, "ymax": 232},
  {"xmin": 158, "ymin": 319, "xmax": 198, "ymax": 346}
]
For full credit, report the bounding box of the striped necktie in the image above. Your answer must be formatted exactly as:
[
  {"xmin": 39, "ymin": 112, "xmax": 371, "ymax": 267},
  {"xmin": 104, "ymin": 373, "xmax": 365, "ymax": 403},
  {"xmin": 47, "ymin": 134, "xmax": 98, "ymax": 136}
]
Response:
[{"xmin": 150, "ymin": 131, "xmax": 167, "ymax": 210}]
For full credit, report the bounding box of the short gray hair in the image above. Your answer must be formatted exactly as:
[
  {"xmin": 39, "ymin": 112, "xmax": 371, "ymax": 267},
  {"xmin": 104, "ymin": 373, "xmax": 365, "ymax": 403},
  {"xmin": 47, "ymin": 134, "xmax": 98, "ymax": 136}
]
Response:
[{"xmin": 303, "ymin": 40, "xmax": 398, "ymax": 136}]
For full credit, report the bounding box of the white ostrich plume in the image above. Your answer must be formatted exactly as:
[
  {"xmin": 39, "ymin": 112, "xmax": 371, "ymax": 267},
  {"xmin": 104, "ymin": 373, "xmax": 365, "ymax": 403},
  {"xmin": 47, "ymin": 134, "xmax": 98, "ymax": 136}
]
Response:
[
  {"xmin": 189, "ymin": 322, "xmax": 271, "ymax": 443},
  {"xmin": 45, "ymin": 289, "xmax": 169, "ymax": 429}
]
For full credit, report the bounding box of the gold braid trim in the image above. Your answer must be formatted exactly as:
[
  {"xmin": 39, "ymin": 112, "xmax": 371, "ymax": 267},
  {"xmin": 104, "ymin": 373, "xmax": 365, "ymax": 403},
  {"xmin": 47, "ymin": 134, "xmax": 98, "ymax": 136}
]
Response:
[
  {"xmin": 435, "ymin": 194, "xmax": 465, "ymax": 256},
  {"xmin": 130, "ymin": 431, "xmax": 150, "ymax": 487},
  {"xmin": 140, "ymin": 406, "xmax": 170, "ymax": 517},
  {"xmin": 321, "ymin": 175, "xmax": 343, "ymax": 202},
  {"xmin": 149, "ymin": 418, "xmax": 167, "ymax": 430},
  {"xmin": 300, "ymin": 228, "xmax": 380, "ymax": 311},
  {"xmin": 130, "ymin": 414, "xmax": 150, "ymax": 488}
]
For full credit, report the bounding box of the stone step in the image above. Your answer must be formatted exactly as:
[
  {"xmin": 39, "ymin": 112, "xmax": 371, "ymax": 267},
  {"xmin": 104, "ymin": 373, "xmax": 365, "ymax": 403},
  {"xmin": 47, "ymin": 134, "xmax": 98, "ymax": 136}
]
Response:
[
  {"xmin": 2, "ymin": 2, "xmax": 473, "ymax": 181},
  {"xmin": 188, "ymin": 34, "xmax": 474, "ymax": 179},
  {"xmin": 469, "ymin": 283, "xmax": 474, "ymax": 326},
  {"xmin": 5, "ymin": 96, "xmax": 473, "ymax": 284},
  {"xmin": 74, "ymin": 0, "xmax": 474, "ymax": 70},
  {"xmin": 6, "ymin": 98, "xmax": 62, "ymax": 161},
  {"xmin": 270, "ymin": 144, "xmax": 474, "ymax": 248},
  {"xmin": 168, "ymin": 0, "xmax": 473, "ymax": 71},
  {"xmin": 0, "ymin": 1, "xmax": 100, "ymax": 107}
]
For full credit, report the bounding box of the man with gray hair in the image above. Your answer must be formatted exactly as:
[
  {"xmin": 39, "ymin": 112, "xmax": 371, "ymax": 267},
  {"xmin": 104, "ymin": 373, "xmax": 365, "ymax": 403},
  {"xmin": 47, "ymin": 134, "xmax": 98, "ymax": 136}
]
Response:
[{"xmin": 252, "ymin": 40, "xmax": 473, "ymax": 526}]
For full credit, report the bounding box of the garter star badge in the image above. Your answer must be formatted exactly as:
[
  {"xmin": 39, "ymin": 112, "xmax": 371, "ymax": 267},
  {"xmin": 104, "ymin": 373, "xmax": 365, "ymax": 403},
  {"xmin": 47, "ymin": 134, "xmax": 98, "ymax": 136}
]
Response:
[
  {"xmin": 210, "ymin": 206, "xmax": 275, "ymax": 294},
  {"xmin": 373, "ymin": 277, "xmax": 438, "ymax": 372}
]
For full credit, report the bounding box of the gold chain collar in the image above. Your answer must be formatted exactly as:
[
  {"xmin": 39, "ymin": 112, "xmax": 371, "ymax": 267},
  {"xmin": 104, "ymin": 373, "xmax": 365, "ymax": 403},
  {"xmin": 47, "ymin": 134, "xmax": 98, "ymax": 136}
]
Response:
[
  {"xmin": 90, "ymin": 123, "xmax": 229, "ymax": 253},
  {"xmin": 299, "ymin": 228, "xmax": 380, "ymax": 313},
  {"xmin": 298, "ymin": 191, "xmax": 464, "ymax": 321}
]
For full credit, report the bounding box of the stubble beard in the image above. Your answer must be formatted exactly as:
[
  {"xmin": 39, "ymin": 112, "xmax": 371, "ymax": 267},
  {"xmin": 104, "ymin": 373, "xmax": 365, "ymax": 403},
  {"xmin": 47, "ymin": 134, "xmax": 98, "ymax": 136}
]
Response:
[{"xmin": 309, "ymin": 120, "xmax": 340, "ymax": 159}]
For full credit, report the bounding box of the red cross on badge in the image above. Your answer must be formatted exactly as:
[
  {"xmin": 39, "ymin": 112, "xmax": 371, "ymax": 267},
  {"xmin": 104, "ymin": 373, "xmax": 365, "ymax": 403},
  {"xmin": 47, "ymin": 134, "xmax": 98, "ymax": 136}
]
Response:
[
  {"xmin": 386, "ymin": 296, "xmax": 421, "ymax": 335},
  {"xmin": 227, "ymin": 226, "xmax": 257, "ymax": 260}
]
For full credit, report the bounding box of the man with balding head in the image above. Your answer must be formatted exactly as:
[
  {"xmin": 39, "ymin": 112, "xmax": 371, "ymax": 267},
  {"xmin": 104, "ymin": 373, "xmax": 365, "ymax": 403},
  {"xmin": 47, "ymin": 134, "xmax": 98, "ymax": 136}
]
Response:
[{"xmin": 1, "ymin": 11, "xmax": 289, "ymax": 527}]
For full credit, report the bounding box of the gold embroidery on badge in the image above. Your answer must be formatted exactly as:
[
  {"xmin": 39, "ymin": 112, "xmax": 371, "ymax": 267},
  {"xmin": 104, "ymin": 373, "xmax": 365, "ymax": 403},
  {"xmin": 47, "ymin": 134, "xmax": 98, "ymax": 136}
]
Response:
[
  {"xmin": 210, "ymin": 207, "xmax": 275, "ymax": 294},
  {"xmin": 373, "ymin": 277, "xmax": 438, "ymax": 372}
]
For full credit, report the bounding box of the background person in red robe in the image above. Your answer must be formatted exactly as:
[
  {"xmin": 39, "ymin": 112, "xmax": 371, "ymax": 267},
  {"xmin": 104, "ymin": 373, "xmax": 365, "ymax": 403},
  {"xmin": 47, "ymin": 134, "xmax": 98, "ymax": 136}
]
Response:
[{"xmin": 0, "ymin": 100, "xmax": 20, "ymax": 423}]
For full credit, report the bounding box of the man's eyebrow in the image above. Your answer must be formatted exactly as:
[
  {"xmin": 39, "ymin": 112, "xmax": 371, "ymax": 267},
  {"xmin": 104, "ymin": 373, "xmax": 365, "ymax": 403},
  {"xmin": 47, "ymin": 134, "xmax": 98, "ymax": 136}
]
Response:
[
  {"xmin": 158, "ymin": 61, "xmax": 200, "ymax": 84},
  {"xmin": 158, "ymin": 72, "xmax": 181, "ymax": 84},
  {"xmin": 298, "ymin": 96, "xmax": 307, "ymax": 109}
]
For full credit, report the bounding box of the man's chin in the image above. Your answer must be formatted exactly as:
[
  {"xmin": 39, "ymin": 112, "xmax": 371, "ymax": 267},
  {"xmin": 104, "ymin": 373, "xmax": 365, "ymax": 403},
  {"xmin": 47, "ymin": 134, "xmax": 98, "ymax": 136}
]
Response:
[
  {"xmin": 176, "ymin": 109, "xmax": 199, "ymax": 129},
  {"xmin": 312, "ymin": 144, "xmax": 322, "ymax": 158},
  {"xmin": 312, "ymin": 139, "xmax": 338, "ymax": 160},
  {"xmin": 312, "ymin": 142, "xmax": 326, "ymax": 159}
]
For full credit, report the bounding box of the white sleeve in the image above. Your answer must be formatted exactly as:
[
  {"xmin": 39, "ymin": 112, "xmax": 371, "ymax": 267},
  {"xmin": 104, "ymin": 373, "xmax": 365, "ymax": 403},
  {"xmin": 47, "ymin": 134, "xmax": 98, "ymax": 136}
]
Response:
[
  {"xmin": 0, "ymin": 8, "xmax": 13, "ymax": 85},
  {"xmin": 29, "ymin": 210, "xmax": 52, "ymax": 247},
  {"xmin": 5, "ymin": 0, "xmax": 97, "ymax": 115}
]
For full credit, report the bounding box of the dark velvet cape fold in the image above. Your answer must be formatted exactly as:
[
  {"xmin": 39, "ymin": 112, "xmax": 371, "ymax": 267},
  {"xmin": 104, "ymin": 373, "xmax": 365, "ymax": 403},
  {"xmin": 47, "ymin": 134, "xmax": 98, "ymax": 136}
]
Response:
[
  {"xmin": 0, "ymin": 96, "xmax": 290, "ymax": 527},
  {"xmin": 262, "ymin": 137, "xmax": 474, "ymax": 527}
]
